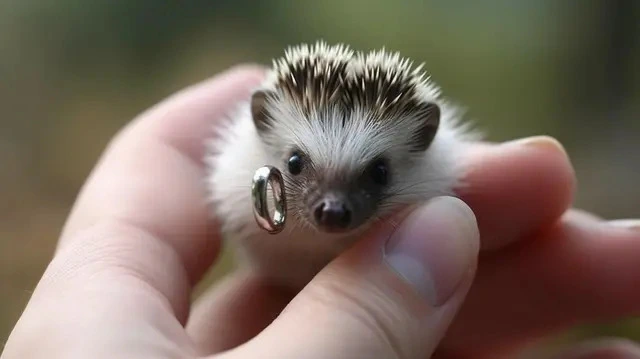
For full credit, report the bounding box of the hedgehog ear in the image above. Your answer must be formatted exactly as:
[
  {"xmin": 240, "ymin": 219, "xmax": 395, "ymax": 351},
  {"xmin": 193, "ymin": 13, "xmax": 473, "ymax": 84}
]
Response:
[
  {"xmin": 410, "ymin": 102, "xmax": 441, "ymax": 152},
  {"xmin": 251, "ymin": 90, "xmax": 275, "ymax": 134}
]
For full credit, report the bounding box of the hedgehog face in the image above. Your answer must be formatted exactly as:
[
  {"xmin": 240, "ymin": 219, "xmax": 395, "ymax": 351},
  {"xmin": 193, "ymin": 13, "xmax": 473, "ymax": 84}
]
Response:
[
  {"xmin": 248, "ymin": 41, "xmax": 442, "ymax": 234},
  {"xmin": 252, "ymin": 94, "xmax": 440, "ymax": 234},
  {"xmin": 279, "ymin": 145, "xmax": 391, "ymax": 233}
]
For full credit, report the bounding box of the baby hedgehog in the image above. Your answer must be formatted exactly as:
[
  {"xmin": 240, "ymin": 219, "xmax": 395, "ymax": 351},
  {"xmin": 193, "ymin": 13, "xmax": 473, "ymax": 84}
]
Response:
[{"xmin": 205, "ymin": 41, "xmax": 477, "ymax": 289}]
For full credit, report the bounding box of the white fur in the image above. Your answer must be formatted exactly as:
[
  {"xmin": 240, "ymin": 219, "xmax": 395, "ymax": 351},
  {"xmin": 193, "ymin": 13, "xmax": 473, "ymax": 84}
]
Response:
[{"xmin": 205, "ymin": 42, "xmax": 479, "ymax": 288}]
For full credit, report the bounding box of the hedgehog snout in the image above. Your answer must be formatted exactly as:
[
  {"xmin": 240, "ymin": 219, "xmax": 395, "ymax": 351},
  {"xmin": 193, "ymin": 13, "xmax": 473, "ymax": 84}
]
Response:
[
  {"xmin": 309, "ymin": 191, "xmax": 355, "ymax": 233},
  {"xmin": 313, "ymin": 197, "xmax": 352, "ymax": 231}
]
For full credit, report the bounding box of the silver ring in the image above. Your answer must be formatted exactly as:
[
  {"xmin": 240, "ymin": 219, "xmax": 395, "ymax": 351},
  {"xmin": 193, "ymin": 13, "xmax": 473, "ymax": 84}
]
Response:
[{"xmin": 251, "ymin": 165, "xmax": 287, "ymax": 234}]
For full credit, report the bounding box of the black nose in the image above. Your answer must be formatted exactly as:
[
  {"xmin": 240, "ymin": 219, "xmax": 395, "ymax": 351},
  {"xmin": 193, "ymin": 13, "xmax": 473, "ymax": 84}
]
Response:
[{"xmin": 314, "ymin": 199, "xmax": 352, "ymax": 230}]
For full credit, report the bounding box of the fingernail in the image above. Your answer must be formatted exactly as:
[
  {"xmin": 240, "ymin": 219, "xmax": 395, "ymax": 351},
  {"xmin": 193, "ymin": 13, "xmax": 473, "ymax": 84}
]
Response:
[
  {"xmin": 383, "ymin": 196, "xmax": 479, "ymax": 306},
  {"xmin": 504, "ymin": 135, "xmax": 567, "ymax": 155},
  {"xmin": 608, "ymin": 219, "xmax": 640, "ymax": 231}
]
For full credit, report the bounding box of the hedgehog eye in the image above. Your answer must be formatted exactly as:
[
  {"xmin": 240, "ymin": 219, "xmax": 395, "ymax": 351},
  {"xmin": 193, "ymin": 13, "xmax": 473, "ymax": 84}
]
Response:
[
  {"xmin": 287, "ymin": 152, "xmax": 303, "ymax": 175},
  {"xmin": 368, "ymin": 158, "xmax": 389, "ymax": 186}
]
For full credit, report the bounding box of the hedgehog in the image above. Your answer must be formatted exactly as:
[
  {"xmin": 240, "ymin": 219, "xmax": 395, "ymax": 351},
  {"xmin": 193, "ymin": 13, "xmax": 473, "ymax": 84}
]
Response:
[{"xmin": 205, "ymin": 41, "xmax": 478, "ymax": 289}]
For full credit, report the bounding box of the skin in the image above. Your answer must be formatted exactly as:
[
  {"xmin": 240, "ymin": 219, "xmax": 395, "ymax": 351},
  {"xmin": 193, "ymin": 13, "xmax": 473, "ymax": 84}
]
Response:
[{"xmin": 2, "ymin": 65, "xmax": 640, "ymax": 359}]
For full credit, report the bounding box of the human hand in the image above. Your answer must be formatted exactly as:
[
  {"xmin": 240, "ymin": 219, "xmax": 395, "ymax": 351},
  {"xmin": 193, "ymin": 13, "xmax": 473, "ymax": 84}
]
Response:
[{"xmin": 3, "ymin": 66, "xmax": 639, "ymax": 359}]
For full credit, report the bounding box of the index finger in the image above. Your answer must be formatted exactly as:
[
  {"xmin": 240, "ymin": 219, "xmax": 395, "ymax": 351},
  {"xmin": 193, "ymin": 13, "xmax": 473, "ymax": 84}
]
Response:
[{"xmin": 53, "ymin": 65, "xmax": 266, "ymax": 320}]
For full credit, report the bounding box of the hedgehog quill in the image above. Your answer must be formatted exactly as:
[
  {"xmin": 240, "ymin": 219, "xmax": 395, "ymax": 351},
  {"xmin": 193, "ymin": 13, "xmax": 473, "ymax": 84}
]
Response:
[{"xmin": 206, "ymin": 41, "xmax": 479, "ymax": 289}]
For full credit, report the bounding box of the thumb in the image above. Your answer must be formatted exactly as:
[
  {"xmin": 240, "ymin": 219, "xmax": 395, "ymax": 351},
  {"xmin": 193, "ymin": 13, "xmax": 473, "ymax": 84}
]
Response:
[{"xmin": 222, "ymin": 196, "xmax": 480, "ymax": 359}]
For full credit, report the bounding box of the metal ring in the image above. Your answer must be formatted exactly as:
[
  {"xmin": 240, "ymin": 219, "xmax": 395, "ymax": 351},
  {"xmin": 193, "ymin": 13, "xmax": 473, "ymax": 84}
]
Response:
[{"xmin": 251, "ymin": 165, "xmax": 287, "ymax": 234}]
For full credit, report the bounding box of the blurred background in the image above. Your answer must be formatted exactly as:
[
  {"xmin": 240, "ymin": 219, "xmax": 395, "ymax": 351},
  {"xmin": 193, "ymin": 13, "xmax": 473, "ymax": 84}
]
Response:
[{"xmin": 1, "ymin": 0, "xmax": 638, "ymax": 357}]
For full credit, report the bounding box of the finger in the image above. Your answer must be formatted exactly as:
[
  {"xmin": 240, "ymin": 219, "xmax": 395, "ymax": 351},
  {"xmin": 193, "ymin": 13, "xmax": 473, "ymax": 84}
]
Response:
[
  {"xmin": 552, "ymin": 338, "xmax": 640, "ymax": 359},
  {"xmin": 218, "ymin": 197, "xmax": 480, "ymax": 359},
  {"xmin": 457, "ymin": 136, "xmax": 576, "ymax": 251},
  {"xmin": 55, "ymin": 65, "xmax": 266, "ymax": 318},
  {"xmin": 437, "ymin": 210, "xmax": 640, "ymax": 358},
  {"xmin": 187, "ymin": 270, "xmax": 292, "ymax": 355}
]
